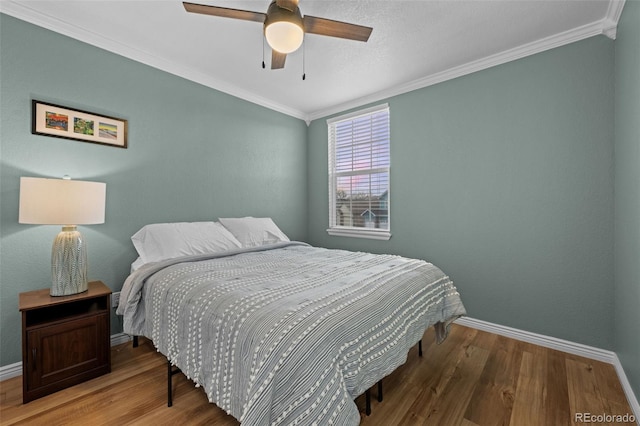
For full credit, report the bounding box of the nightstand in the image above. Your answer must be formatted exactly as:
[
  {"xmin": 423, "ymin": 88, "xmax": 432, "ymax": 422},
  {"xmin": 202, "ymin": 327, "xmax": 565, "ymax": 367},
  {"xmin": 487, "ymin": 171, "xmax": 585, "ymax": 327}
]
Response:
[{"xmin": 19, "ymin": 280, "xmax": 111, "ymax": 403}]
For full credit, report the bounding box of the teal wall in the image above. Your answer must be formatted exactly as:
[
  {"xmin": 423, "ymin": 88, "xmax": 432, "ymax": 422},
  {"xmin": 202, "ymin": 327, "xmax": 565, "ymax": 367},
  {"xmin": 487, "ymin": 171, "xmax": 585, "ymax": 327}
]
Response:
[
  {"xmin": 308, "ymin": 35, "xmax": 616, "ymax": 350},
  {"xmin": 614, "ymin": 0, "xmax": 640, "ymax": 398},
  {"xmin": 0, "ymin": 15, "xmax": 308, "ymax": 366}
]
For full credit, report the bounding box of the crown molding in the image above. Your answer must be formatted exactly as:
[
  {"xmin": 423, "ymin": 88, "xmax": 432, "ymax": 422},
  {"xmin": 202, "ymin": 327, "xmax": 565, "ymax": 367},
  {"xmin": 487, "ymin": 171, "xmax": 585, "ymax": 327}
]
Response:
[
  {"xmin": 307, "ymin": 9, "xmax": 625, "ymax": 123},
  {"xmin": 1, "ymin": 0, "xmax": 625, "ymax": 125},
  {"xmin": 0, "ymin": 1, "xmax": 307, "ymax": 121},
  {"xmin": 602, "ymin": 0, "xmax": 627, "ymax": 39}
]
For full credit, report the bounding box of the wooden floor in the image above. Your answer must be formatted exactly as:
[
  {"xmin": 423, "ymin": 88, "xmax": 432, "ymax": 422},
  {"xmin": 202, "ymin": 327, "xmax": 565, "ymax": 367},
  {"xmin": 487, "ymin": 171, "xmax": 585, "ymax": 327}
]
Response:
[{"xmin": 0, "ymin": 324, "xmax": 633, "ymax": 425}]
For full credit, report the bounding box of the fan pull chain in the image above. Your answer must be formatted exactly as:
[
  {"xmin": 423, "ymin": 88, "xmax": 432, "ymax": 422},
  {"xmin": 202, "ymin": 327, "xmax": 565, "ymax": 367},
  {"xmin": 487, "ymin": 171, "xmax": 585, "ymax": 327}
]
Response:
[
  {"xmin": 302, "ymin": 37, "xmax": 306, "ymax": 80},
  {"xmin": 262, "ymin": 33, "xmax": 266, "ymax": 69}
]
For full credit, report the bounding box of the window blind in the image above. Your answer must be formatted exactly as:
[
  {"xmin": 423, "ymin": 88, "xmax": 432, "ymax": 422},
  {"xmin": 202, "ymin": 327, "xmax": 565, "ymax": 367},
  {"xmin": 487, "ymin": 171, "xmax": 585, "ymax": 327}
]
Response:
[{"xmin": 327, "ymin": 104, "xmax": 390, "ymax": 239}]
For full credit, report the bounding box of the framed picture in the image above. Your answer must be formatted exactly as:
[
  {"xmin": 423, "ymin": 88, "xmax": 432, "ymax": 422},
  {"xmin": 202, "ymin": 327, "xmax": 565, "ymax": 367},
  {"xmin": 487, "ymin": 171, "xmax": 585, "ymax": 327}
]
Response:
[{"xmin": 32, "ymin": 100, "xmax": 127, "ymax": 148}]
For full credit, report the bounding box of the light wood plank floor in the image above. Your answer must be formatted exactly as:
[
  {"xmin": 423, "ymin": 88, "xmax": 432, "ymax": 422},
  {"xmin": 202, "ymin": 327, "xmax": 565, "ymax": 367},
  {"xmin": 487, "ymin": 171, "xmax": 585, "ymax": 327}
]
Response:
[{"xmin": 0, "ymin": 324, "xmax": 633, "ymax": 425}]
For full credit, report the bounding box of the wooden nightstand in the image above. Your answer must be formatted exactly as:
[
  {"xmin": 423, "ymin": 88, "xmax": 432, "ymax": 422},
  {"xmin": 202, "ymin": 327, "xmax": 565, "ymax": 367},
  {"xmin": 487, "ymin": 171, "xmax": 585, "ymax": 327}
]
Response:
[{"xmin": 19, "ymin": 280, "xmax": 111, "ymax": 403}]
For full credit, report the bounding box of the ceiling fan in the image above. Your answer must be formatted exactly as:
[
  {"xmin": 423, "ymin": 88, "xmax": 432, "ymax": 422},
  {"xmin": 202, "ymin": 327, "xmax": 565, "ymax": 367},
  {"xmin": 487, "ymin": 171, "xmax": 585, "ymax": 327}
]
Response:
[{"xmin": 183, "ymin": 0, "xmax": 373, "ymax": 70}]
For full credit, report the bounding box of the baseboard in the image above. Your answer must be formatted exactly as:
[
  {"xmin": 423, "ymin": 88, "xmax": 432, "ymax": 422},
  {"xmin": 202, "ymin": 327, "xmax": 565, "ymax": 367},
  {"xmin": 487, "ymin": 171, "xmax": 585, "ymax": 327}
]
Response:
[
  {"xmin": 455, "ymin": 317, "xmax": 616, "ymax": 362},
  {"xmin": 0, "ymin": 333, "xmax": 132, "ymax": 382},
  {"xmin": 612, "ymin": 353, "xmax": 640, "ymax": 422},
  {"xmin": 456, "ymin": 316, "xmax": 639, "ymax": 421},
  {"xmin": 0, "ymin": 361, "xmax": 22, "ymax": 382},
  {"xmin": 109, "ymin": 332, "xmax": 133, "ymax": 347}
]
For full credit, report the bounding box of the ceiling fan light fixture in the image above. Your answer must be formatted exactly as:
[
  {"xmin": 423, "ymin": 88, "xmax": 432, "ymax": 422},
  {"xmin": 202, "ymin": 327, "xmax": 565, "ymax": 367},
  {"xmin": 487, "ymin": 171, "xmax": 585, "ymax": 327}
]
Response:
[
  {"xmin": 263, "ymin": 1, "xmax": 304, "ymax": 54},
  {"xmin": 265, "ymin": 20, "xmax": 304, "ymax": 54}
]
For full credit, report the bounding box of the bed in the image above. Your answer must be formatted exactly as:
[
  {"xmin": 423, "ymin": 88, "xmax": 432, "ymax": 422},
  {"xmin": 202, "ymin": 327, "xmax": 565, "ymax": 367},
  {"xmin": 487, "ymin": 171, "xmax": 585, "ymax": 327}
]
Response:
[{"xmin": 117, "ymin": 218, "xmax": 466, "ymax": 425}]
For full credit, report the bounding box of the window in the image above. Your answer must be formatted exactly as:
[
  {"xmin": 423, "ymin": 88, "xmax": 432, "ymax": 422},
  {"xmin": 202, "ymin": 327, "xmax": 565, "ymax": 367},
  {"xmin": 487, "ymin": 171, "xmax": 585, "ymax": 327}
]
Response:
[{"xmin": 327, "ymin": 103, "xmax": 390, "ymax": 240}]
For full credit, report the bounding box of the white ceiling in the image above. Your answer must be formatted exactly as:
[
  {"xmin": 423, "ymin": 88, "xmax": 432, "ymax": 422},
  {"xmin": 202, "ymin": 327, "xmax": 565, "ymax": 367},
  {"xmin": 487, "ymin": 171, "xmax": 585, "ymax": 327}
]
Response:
[{"xmin": 0, "ymin": 0, "xmax": 625, "ymax": 123}]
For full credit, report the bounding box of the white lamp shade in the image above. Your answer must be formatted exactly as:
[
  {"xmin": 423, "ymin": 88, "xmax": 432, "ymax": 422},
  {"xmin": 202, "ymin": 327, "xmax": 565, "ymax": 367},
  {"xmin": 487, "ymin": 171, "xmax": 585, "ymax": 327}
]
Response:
[
  {"xmin": 19, "ymin": 177, "xmax": 106, "ymax": 225},
  {"xmin": 265, "ymin": 21, "xmax": 304, "ymax": 54}
]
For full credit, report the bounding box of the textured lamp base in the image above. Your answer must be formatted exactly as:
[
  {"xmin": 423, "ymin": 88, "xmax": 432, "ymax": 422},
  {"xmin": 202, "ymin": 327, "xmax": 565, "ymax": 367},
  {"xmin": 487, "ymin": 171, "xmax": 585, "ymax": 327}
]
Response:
[{"xmin": 51, "ymin": 226, "xmax": 88, "ymax": 296}]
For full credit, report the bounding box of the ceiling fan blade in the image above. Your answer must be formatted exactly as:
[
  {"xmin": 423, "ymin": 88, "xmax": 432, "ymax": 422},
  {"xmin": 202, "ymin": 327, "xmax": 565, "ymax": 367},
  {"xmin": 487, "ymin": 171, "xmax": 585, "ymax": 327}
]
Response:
[
  {"xmin": 276, "ymin": 0, "xmax": 299, "ymax": 12},
  {"xmin": 271, "ymin": 50, "xmax": 287, "ymax": 69},
  {"xmin": 183, "ymin": 2, "xmax": 266, "ymax": 23},
  {"xmin": 303, "ymin": 16, "xmax": 372, "ymax": 42}
]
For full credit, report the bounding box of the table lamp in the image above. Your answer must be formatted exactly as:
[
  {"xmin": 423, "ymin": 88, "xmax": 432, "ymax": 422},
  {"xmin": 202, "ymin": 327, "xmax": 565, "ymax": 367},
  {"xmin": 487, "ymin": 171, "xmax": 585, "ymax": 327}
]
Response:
[{"xmin": 19, "ymin": 176, "xmax": 106, "ymax": 296}]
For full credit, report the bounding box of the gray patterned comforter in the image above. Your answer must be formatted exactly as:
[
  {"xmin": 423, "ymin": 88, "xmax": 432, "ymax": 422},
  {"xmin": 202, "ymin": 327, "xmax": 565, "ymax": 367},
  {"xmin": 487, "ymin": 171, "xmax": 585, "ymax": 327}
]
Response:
[{"xmin": 117, "ymin": 242, "xmax": 466, "ymax": 425}]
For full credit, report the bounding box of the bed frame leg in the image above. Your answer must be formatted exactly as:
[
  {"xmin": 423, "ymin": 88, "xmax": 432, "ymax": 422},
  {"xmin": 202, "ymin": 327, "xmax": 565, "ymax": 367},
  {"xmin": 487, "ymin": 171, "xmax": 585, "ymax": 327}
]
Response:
[
  {"xmin": 167, "ymin": 361, "xmax": 173, "ymax": 407},
  {"xmin": 133, "ymin": 336, "xmax": 139, "ymax": 348},
  {"xmin": 377, "ymin": 380, "xmax": 383, "ymax": 402},
  {"xmin": 418, "ymin": 339, "xmax": 423, "ymax": 357},
  {"xmin": 167, "ymin": 360, "xmax": 181, "ymax": 407},
  {"xmin": 365, "ymin": 389, "xmax": 371, "ymax": 415}
]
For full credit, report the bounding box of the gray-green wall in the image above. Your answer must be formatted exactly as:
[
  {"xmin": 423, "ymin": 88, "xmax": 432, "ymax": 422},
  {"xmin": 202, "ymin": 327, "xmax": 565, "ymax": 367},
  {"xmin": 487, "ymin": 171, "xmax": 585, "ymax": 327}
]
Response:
[
  {"xmin": 0, "ymin": 15, "xmax": 308, "ymax": 366},
  {"xmin": 614, "ymin": 0, "xmax": 640, "ymax": 398},
  {"xmin": 308, "ymin": 35, "xmax": 616, "ymax": 351}
]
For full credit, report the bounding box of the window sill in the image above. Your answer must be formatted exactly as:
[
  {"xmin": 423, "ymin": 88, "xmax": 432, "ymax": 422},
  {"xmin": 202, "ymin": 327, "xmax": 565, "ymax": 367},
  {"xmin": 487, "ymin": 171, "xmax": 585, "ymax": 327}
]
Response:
[{"xmin": 326, "ymin": 228, "xmax": 392, "ymax": 240}]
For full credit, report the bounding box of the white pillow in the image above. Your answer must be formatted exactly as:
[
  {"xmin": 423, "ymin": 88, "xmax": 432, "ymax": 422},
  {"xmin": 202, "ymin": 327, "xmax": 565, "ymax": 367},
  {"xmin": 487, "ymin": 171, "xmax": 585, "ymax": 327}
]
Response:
[
  {"xmin": 131, "ymin": 221, "xmax": 242, "ymax": 264},
  {"xmin": 218, "ymin": 217, "xmax": 289, "ymax": 247},
  {"xmin": 131, "ymin": 257, "xmax": 145, "ymax": 273}
]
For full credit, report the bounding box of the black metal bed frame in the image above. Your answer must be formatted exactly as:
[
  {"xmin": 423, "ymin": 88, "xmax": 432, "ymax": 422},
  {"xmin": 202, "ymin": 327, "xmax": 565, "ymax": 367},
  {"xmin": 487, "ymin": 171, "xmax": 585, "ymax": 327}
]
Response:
[
  {"xmin": 362, "ymin": 339, "xmax": 422, "ymax": 415},
  {"xmin": 149, "ymin": 337, "xmax": 424, "ymax": 416}
]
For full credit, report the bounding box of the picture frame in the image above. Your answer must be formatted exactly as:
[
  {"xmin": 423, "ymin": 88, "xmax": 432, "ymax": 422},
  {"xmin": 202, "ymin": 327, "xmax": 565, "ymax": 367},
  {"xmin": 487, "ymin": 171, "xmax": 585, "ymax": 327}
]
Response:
[{"xmin": 32, "ymin": 100, "xmax": 128, "ymax": 148}]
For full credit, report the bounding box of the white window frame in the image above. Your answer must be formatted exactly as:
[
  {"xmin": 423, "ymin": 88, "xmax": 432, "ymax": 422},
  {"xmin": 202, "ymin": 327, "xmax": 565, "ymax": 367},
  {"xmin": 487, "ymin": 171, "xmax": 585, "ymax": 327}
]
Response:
[{"xmin": 326, "ymin": 103, "xmax": 391, "ymax": 240}]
